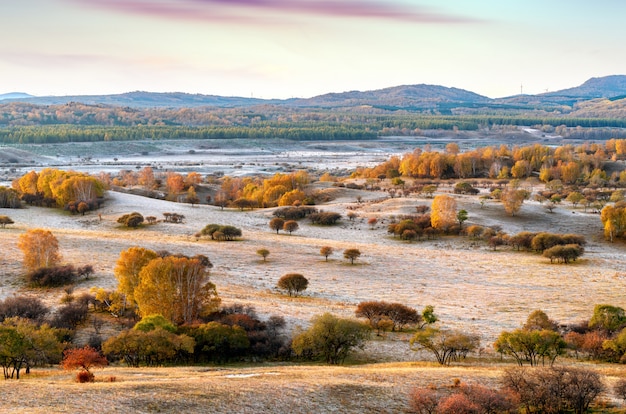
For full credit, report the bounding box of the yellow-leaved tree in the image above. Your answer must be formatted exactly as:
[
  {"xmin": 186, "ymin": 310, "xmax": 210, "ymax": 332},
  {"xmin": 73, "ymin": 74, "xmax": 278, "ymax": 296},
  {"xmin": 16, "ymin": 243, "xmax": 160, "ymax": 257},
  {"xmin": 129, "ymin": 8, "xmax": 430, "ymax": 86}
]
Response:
[
  {"xmin": 134, "ymin": 255, "xmax": 220, "ymax": 325},
  {"xmin": 430, "ymin": 194, "xmax": 457, "ymax": 231},
  {"xmin": 114, "ymin": 247, "xmax": 158, "ymax": 306},
  {"xmin": 17, "ymin": 229, "xmax": 62, "ymax": 271}
]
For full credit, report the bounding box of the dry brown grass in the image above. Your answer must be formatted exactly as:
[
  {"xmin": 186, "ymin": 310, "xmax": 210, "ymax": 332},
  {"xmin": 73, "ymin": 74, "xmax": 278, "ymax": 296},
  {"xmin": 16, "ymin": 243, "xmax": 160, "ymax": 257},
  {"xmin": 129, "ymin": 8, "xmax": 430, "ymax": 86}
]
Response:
[{"xmin": 3, "ymin": 187, "xmax": 626, "ymax": 411}]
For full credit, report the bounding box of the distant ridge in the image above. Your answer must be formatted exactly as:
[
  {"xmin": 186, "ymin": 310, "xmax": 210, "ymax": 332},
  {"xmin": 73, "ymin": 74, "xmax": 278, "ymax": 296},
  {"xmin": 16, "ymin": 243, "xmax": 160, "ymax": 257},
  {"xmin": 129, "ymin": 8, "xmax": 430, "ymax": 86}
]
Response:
[
  {"xmin": 0, "ymin": 92, "xmax": 33, "ymax": 101},
  {"xmin": 3, "ymin": 75, "xmax": 626, "ymax": 110}
]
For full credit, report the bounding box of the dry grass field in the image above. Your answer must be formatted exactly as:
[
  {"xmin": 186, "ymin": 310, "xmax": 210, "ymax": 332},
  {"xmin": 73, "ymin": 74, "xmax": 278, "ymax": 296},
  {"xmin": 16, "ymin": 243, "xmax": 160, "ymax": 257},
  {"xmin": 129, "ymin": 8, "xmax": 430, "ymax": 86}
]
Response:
[{"xmin": 2, "ymin": 182, "xmax": 626, "ymax": 412}]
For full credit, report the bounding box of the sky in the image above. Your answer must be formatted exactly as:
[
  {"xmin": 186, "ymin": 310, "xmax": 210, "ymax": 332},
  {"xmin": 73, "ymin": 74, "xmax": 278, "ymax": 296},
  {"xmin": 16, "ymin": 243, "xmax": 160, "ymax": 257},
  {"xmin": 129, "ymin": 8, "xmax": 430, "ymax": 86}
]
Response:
[{"xmin": 1, "ymin": 0, "xmax": 625, "ymax": 99}]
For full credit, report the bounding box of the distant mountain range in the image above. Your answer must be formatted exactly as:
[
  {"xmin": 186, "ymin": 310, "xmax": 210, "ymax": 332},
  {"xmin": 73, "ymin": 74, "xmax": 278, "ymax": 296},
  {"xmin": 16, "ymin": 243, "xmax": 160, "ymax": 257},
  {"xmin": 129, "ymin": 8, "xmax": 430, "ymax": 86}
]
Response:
[{"xmin": 2, "ymin": 75, "xmax": 626, "ymax": 112}]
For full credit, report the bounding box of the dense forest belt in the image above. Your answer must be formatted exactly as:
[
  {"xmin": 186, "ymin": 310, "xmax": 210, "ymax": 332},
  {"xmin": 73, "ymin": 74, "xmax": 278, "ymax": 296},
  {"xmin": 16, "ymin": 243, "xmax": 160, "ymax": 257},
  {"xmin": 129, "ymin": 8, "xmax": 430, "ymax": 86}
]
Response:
[
  {"xmin": 1, "ymin": 116, "xmax": 626, "ymax": 144},
  {"xmin": 2, "ymin": 100, "xmax": 626, "ymax": 143}
]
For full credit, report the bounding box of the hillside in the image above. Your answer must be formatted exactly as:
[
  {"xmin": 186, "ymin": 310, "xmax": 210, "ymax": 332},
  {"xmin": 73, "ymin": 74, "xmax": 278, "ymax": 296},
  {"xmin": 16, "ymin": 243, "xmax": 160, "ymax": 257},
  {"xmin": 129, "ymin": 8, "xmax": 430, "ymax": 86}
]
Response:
[{"xmin": 3, "ymin": 75, "xmax": 626, "ymax": 111}]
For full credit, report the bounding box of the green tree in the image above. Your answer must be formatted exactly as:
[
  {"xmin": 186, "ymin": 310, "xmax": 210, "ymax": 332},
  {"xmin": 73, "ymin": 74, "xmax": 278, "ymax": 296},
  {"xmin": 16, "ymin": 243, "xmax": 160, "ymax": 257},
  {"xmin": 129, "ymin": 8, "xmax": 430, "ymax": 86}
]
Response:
[
  {"xmin": 134, "ymin": 314, "xmax": 177, "ymax": 333},
  {"xmin": 589, "ymin": 304, "xmax": 626, "ymax": 333},
  {"xmin": 277, "ymin": 273, "xmax": 309, "ymax": 297},
  {"xmin": 456, "ymin": 209, "xmax": 468, "ymax": 230},
  {"xmin": 494, "ymin": 328, "xmax": 566, "ymax": 366},
  {"xmin": 256, "ymin": 248, "xmax": 270, "ymax": 262},
  {"xmin": 410, "ymin": 327, "xmax": 479, "ymax": 366},
  {"xmin": 0, "ymin": 317, "xmax": 65, "ymax": 379},
  {"xmin": 292, "ymin": 313, "xmax": 370, "ymax": 364}
]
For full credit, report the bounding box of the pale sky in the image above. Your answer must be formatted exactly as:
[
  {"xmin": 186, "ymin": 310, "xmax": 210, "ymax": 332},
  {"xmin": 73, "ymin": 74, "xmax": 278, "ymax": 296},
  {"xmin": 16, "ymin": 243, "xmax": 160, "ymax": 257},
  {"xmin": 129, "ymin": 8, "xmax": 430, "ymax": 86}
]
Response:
[{"xmin": 1, "ymin": 0, "xmax": 624, "ymax": 99}]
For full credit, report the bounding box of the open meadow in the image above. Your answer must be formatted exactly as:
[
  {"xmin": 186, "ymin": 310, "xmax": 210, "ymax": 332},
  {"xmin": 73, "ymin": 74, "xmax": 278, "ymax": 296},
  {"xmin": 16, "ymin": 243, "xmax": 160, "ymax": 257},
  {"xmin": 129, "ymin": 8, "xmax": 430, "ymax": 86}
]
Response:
[{"xmin": 2, "ymin": 139, "xmax": 626, "ymax": 412}]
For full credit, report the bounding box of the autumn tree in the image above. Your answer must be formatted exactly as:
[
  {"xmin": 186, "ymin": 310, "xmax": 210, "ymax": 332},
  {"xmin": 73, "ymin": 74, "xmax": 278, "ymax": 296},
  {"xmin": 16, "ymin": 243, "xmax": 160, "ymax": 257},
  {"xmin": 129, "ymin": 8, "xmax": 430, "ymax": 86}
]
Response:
[
  {"xmin": 114, "ymin": 247, "xmax": 158, "ymax": 307},
  {"xmin": 117, "ymin": 212, "xmax": 144, "ymax": 228},
  {"xmin": 17, "ymin": 229, "xmax": 62, "ymax": 271},
  {"xmin": 269, "ymin": 217, "xmax": 284, "ymax": 234},
  {"xmin": 320, "ymin": 246, "xmax": 334, "ymax": 261},
  {"xmin": 283, "ymin": 220, "xmax": 299, "ymax": 235},
  {"xmin": 343, "ymin": 248, "xmax": 361, "ymax": 265},
  {"xmin": 185, "ymin": 186, "xmax": 199, "ymax": 206},
  {"xmin": 134, "ymin": 255, "xmax": 220, "ymax": 325},
  {"xmin": 138, "ymin": 166, "xmax": 156, "ymax": 190},
  {"xmin": 277, "ymin": 273, "xmax": 309, "ymax": 297},
  {"xmin": 430, "ymin": 194, "xmax": 457, "ymax": 231},
  {"xmin": 292, "ymin": 313, "xmax": 370, "ymax": 364},
  {"xmin": 256, "ymin": 248, "xmax": 270, "ymax": 262},
  {"xmin": 502, "ymin": 188, "xmax": 528, "ymax": 216},
  {"xmin": 62, "ymin": 346, "xmax": 108, "ymax": 382}
]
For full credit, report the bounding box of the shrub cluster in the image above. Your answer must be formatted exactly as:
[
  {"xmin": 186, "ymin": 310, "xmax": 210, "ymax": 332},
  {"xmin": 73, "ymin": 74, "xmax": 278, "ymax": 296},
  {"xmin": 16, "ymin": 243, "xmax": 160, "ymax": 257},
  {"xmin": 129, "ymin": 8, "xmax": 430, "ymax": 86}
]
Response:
[
  {"xmin": 273, "ymin": 206, "xmax": 318, "ymax": 220},
  {"xmin": 26, "ymin": 264, "xmax": 93, "ymax": 287},
  {"xmin": 309, "ymin": 211, "xmax": 341, "ymax": 225},
  {"xmin": 198, "ymin": 223, "xmax": 243, "ymax": 241},
  {"xmin": 0, "ymin": 187, "xmax": 22, "ymax": 208},
  {"xmin": 117, "ymin": 212, "xmax": 144, "ymax": 228}
]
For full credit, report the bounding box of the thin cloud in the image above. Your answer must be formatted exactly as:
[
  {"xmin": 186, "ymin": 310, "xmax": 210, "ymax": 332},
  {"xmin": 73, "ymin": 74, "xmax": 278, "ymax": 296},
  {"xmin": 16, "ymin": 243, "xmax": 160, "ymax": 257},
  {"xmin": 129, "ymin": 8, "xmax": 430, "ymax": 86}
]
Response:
[{"xmin": 71, "ymin": 0, "xmax": 481, "ymax": 25}]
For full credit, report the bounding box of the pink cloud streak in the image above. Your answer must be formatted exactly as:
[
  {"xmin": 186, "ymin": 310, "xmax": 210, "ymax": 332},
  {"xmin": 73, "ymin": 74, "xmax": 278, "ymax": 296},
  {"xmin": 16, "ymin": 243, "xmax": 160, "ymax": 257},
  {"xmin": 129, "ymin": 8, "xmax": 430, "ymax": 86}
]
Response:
[{"xmin": 71, "ymin": 0, "xmax": 481, "ymax": 25}]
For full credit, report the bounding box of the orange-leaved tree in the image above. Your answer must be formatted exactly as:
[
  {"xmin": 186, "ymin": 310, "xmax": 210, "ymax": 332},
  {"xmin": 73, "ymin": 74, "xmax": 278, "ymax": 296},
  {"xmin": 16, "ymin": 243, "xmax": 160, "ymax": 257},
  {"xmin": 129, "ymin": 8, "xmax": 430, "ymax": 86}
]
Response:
[{"xmin": 62, "ymin": 346, "xmax": 108, "ymax": 383}]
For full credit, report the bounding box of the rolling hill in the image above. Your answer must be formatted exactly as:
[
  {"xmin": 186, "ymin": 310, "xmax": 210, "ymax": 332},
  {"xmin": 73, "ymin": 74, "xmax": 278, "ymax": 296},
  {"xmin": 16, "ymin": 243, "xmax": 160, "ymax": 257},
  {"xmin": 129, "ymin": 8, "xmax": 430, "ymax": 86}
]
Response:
[{"xmin": 2, "ymin": 75, "xmax": 626, "ymax": 112}]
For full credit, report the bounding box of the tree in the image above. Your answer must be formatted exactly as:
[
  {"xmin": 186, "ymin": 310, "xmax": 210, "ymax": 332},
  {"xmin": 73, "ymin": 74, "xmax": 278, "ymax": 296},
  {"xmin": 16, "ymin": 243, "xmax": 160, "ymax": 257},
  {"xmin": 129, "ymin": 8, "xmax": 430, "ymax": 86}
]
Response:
[
  {"xmin": 114, "ymin": 247, "xmax": 158, "ymax": 307},
  {"xmin": 503, "ymin": 366, "xmax": 603, "ymax": 414},
  {"xmin": 134, "ymin": 255, "xmax": 220, "ymax": 325},
  {"xmin": 256, "ymin": 248, "xmax": 270, "ymax": 262},
  {"xmin": 62, "ymin": 346, "xmax": 108, "ymax": 382},
  {"xmin": 588, "ymin": 304, "xmax": 626, "ymax": 333},
  {"xmin": 456, "ymin": 209, "xmax": 468, "ymax": 230},
  {"xmin": 494, "ymin": 328, "xmax": 566, "ymax": 366},
  {"xmin": 410, "ymin": 327, "xmax": 480, "ymax": 366},
  {"xmin": 566, "ymin": 191, "xmax": 584, "ymax": 208},
  {"xmin": 430, "ymin": 195, "xmax": 457, "ymax": 231},
  {"xmin": 320, "ymin": 246, "xmax": 333, "ymax": 261},
  {"xmin": 103, "ymin": 328, "xmax": 194, "ymax": 367},
  {"xmin": 277, "ymin": 273, "xmax": 309, "ymax": 297},
  {"xmin": 291, "ymin": 313, "xmax": 370, "ymax": 364},
  {"xmin": 185, "ymin": 186, "xmax": 200, "ymax": 206},
  {"xmin": 502, "ymin": 188, "xmax": 528, "ymax": 216},
  {"xmin": 17, "ymin": 229, "xmax": 62, "ymax": 271},
  {"xmin": 269, "ymin": 217, "xmax": 284, "ymax": 234},
  {"xmin": 283, "ymin": 220, "xmax": 299, "ymax": 235},
  {"xmin": 343, "ymin": 248, "xmax": 361, "ymax": 265},
  {"xmin": 0, "ymin": 215, "xmax": 14, "ymax": 228},
  {"xmin": 0, "ymin": 317, "xmax": 65, "ymax": 380}
]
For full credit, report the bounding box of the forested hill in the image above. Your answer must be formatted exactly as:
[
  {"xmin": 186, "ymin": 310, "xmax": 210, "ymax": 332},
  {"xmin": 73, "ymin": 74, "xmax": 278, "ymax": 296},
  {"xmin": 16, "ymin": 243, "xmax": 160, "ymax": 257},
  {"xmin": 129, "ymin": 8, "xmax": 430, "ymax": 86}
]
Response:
[{"xmin": 3, "ymin": 75, "xmax": 626, "ymax": 111}]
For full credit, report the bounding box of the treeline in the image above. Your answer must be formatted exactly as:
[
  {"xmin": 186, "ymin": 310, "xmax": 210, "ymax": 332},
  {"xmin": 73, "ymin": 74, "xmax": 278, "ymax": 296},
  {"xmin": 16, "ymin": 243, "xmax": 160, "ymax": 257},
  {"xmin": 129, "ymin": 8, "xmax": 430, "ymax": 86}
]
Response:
[
  {"xmin": 354, "ymin": 140, "xmax": 626, "ymax": 183},
  {"xmin": 2, "ymin": 101, "xmax": 626, "ymax": 143}
]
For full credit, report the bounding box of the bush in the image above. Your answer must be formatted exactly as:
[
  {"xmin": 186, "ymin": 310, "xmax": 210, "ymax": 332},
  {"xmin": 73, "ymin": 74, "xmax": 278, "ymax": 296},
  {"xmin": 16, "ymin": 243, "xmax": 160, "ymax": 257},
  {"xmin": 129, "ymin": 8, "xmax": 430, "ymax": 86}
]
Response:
[
  {"xmin": 0, "ymin": 295, "xmax": 49, "ymax": 323},
  {"xmin": 51, "ymin": 302, "xmax": 89, "ymax": 330},
  {"xmin": 117, "ymin": 212, "xmax": 144, "ymax": 228},
  {"xmin": 76, "ymin": 370, "xmax": 95, "ymax": 383},
  {"xmin": 200, "ymin": 223, "xmax": 242, "ymax": 241},
  {"xmin": 309, "ymin": 212, "xmax": 341, "ymax": 225},
  {"xmin": 26, "ymin": 265, "xmax": 77, "ymax": 287},
  {"xmin": 273, "ymin": 206, "xmax": 318, "ymax": 220}
]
